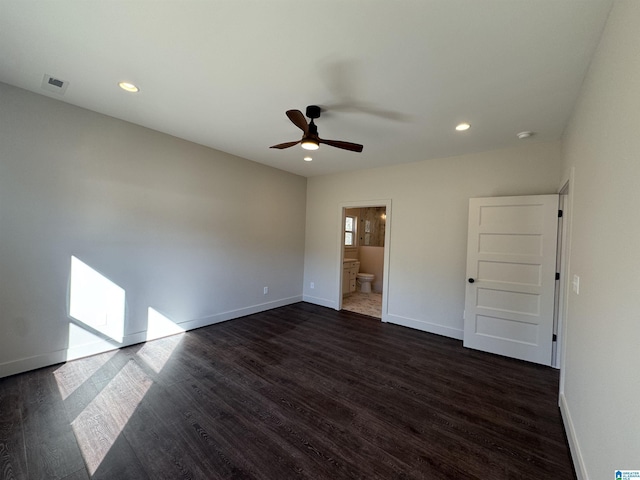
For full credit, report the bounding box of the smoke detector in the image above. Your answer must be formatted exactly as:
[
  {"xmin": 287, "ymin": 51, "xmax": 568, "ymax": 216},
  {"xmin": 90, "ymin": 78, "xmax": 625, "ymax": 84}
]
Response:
[{"xmin": 41, "ymin": 74, "xmax": 69, "ymax": 95}]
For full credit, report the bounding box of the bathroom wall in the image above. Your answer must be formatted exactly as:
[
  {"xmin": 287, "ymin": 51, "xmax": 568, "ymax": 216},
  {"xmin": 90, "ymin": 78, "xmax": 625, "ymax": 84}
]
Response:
[
  {"xmin": 358, "ymin": 246, "xmax": 384, "ymax": 293},
  {"xmin": 358, "ymin": 207, "xmax": 386, "ymax": 247},
  {"xmin": 0, "ymin": 82, "xmax": 307, "ymax": 377},
  {"xmin": 343, "ymin": 206, "xmax": 386, "ymax": 262}
]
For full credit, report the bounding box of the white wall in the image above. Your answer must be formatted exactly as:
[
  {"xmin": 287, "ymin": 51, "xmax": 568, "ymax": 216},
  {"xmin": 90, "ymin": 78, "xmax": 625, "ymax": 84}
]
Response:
[
  {"xmin": 303, "ymin": 141, "xmax": 561, "ymax": 337},
  {"xmin": 559, "ymin": 1, "xmax": 640, "ymax": 477},
  {"xmin": 0, "ymin": 83, "xmax": 307, "ymax": 377}
]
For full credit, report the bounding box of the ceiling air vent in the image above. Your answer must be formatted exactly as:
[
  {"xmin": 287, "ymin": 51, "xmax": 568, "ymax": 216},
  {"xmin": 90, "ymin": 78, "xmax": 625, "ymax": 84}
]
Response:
[{"xmin": 41, "ymin": 74, "xmax": 69, "ymax": 95}]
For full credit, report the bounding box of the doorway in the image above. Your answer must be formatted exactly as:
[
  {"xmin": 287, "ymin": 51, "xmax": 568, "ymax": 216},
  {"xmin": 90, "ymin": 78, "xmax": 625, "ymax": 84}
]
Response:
[
  {"xmin": 463, "ymin": 194, "xmax": 559, "ymax": 365},
  {"xmin": 337, "ymin": 200, "xmax": 391, "ymax": 320},
  {"xmin": 463, "ymin": 192, "xmax": 570, "ymax": 368}
]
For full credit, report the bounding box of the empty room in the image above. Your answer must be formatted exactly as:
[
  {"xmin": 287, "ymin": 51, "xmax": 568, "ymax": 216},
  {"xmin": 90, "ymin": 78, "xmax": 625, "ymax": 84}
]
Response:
[{"xmin": 0, "ymin": 1, "xmax": 638, "ymax": 479}]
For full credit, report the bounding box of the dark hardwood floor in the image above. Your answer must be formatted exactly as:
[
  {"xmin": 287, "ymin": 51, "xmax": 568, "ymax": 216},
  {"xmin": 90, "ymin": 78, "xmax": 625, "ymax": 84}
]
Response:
[{"xmin": 0, "ymin": 302, "xmax": 575, "ymax": 479}]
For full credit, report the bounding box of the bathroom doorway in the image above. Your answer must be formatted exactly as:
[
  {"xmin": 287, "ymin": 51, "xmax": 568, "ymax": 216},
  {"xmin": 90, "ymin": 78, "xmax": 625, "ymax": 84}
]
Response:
[{"xmin": 338, "ymin": 200, "xmax": 391, "ymax": 320}]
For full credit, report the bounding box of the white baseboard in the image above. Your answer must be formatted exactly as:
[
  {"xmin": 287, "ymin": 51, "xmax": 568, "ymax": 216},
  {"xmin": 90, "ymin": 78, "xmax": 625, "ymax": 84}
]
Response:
[
  {"xmin": 178, "ymin": 295, "xmax": 302, "ymax": 331},
  {"xmin": 65, "ymin": 338, "xmax": 123, "ymax": 362},
  {"xmin": 0, "ymin": 350, "xmax": 69, "ymax": 379},
  {"xmin": 385, "ymin": 313, "xmax": 464, "ymax": 340},
  {"xmin": 559, "ymin": 392, "xmax": 588, "ymax": 480},
  {"xmin": 302, "ymin": 294, "xmax": 336, "ymax": 309},
  {"xmin": 0, "ymin": 295, "xmax": 303, "ymax": 379}
]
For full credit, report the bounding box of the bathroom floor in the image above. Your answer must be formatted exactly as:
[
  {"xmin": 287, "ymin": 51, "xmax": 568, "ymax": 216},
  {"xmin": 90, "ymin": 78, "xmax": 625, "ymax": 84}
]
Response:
[{"xmin": 342, "ymin": 291, "xmax": 382, "ymax": 318}]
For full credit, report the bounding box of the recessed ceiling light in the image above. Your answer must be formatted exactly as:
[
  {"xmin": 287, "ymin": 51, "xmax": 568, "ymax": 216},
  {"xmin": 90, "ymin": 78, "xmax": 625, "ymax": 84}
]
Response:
[
  {"xmin": 118, "ymin": 81, "xmax": 139, "ymax": 93},
  {"xmin": 517, "ymin": 131, "xmax": 534, "ymax": 139},
  {"xmin": 304, "ymin": 156, "xmax": 313, "ymax": 162},
  {"xmin": 455, "ymin": 122, "xmax": 471, "ymax": 131}
]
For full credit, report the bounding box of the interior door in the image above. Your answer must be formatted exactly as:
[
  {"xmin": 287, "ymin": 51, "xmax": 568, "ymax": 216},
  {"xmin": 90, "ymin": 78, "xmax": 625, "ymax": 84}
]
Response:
[{"xmin": 464, "ymin": 194, "xmax": 559, "ymax": 365}]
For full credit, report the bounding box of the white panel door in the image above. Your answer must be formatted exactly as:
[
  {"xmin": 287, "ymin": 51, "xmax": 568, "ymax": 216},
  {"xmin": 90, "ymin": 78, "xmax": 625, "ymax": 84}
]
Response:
[{"xmin": 464, "ymin": 195, "xmax": 559, "ymax": 365}]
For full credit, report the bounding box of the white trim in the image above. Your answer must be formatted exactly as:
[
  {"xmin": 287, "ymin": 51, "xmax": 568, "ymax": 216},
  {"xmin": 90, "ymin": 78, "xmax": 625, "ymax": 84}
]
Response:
[
  {"xmin": 385, "ymin": 313, "xmax": 464, "ymax": 340},
  {"xmin": 560, "ymin": 392, "xmax": 588, "ymax": 480},
  {"xmin": 177, "ymin": 295, "xmax": 302, "ymax": 331},
  {"xmin": 558, "ymin": 168, "xmax": 575, "ymax": 393},
  {"xmin": 0, "ymin": 350, "xmax": 68, "ymax": 378},
  {"xmin": 552, "ymin": 180, "xmax": 570, "ymax": 369},
  {"xmin": 66, "ymin": 336, "xmax": 124, "ymax": 362},
  {"xmin": 302, "ymin": 294, "xmax": 336, "ymax": 309}
]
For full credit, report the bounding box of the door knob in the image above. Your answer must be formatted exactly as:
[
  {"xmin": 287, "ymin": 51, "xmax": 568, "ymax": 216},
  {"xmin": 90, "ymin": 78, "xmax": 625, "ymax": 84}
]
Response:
[{"xmin": 468, "ymin": 278, "xmax": 475, "ymax": 283}]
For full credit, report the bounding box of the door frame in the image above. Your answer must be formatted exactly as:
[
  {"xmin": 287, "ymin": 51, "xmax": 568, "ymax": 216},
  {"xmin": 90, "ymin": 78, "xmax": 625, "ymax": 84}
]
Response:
[
  {"xmin": 558, "ymin": 169, "xmax": 574, "ymax": 384},
  {"xmin": 552, "ymin": 181, "xmax": 570, "ymax": 369},
  {"xmin": 336, "ymin": 199, "xmax": 392, "ymax": 322}
]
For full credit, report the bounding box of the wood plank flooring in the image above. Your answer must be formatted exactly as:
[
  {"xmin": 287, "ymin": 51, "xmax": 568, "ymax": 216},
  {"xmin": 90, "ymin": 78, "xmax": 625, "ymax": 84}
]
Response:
[{"xmin": 0, "ymin": 302, "xmax": 575, "ymax": 479}]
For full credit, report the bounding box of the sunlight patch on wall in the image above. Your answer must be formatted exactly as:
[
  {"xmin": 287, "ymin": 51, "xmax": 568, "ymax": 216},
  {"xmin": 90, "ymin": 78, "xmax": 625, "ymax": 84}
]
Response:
[
  {"xmin": 136, "ymin": 308, "xmax": 185, "ymax": 373},
  {"xmin": 71, "ymin": 359, "xmax": 153, "ymax": 475},
  {"xmin": 146, "ymin": 307, "xmax": 184, "ymax": 341},
  {"xmin": 69, "ymin": 256, "xmax": 125, "ymax": 343}
]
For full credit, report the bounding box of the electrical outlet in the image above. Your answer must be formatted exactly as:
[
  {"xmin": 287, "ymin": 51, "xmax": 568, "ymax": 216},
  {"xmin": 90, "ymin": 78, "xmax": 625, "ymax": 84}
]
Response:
[
  {"xmin": 263, "ymin": 286, "xmax": 268, "ymax": 295},
  {"xmin": 310, "ymin": 282, "xmax": 314, "ymax": 289},
  {"xmin": 572, "ymin": 275, "xmax": 580, "ymax": 294}
]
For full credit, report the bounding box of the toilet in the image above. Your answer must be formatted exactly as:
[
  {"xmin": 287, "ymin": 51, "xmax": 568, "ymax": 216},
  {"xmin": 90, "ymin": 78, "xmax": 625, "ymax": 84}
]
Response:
[{"xmin": 356, "ymin": 273, "xmax": 375, "ymax": 293}]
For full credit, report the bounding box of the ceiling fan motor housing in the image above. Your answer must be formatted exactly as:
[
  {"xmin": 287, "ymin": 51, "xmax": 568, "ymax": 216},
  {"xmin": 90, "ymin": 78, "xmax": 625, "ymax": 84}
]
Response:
[{"xmin": 306, "ymin": 105, "xmax": 321, "ymax": 119}]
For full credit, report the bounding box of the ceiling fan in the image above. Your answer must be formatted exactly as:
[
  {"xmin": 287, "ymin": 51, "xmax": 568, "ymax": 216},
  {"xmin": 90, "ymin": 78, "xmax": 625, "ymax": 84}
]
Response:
[{"xmin": 270, "ymin": 105, "xmax": 363, "ymax": 153}]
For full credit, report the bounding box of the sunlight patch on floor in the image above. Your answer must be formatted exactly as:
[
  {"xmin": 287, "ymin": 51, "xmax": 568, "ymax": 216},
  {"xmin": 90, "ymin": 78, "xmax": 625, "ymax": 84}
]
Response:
[
  {"xmin": 71, "ymin": 359, "xmax": 153, "ymax": 475},
  {"xmin": 138, "ymin": 308, "xmax": 185, "ymax": 373},
  {"xmin": 54, "ymin": 349, "xmax": 117, "ymax": 400},
  {"xmin": 65, "ymin": 258, "xmax": 189, "ymax": 474}
]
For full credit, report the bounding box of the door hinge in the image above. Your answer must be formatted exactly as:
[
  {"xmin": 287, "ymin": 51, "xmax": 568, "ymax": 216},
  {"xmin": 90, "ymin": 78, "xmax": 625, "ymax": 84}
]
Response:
[
  {"xmin": 555, "ymin": 272, "xmax": 560, "ymax": 280},
  {"xmin": 552, "ymin": 334, "xmax": 558, "ymax": 342},
  {"xmin": 558, "ymin": 209, "xmax": 563, "ymax": 218}
]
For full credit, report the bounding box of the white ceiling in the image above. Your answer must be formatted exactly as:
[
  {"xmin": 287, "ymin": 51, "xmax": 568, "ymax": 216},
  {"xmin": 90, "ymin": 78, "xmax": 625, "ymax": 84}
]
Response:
[{"xmin": 0, "ymin": 0, "xmax": 612, "ymax": 177}]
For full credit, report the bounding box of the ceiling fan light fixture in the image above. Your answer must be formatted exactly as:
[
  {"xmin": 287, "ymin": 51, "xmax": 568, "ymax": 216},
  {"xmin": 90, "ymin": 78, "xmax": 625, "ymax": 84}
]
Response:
[{"xmin": 301, "ymin": 138, "xmax": 319, "ymax": 150}]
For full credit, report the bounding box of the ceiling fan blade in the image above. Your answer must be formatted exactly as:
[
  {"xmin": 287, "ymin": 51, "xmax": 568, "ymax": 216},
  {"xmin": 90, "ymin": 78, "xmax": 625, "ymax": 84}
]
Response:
[
  {"xmin": 286, "ymin": 110, "xmax": 309, "ymax": 134},
  {"xmin": 270, "ymin": 140, "xmax": 301, "ymax": 149},
  {"xmin": 319, "ymin": 138, "xmax": 363, "ymax": 152}
]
